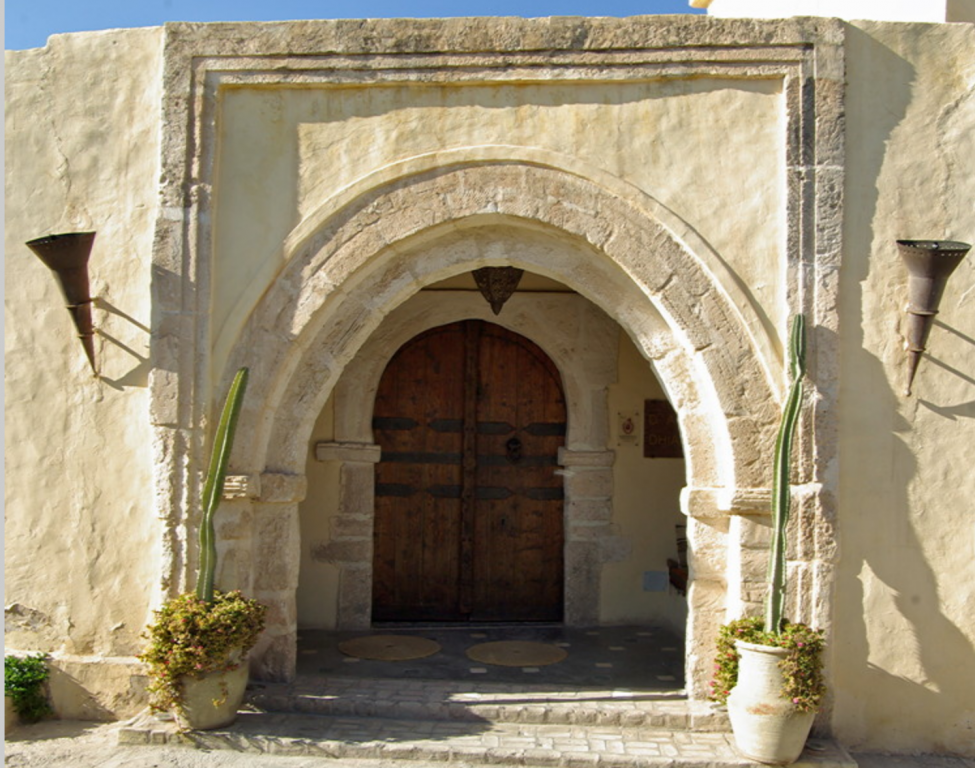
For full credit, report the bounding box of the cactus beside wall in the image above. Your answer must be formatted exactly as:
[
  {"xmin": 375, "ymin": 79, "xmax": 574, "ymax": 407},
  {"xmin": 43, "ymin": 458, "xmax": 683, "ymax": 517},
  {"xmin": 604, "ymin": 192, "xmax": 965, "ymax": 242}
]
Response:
[
  {"xmin": 196, "ymin": 367, "xmax": 249, "ymax": 604},
  {"xmin": 766, "ymin": 315, "xmax": 806, "ymax": 635}
]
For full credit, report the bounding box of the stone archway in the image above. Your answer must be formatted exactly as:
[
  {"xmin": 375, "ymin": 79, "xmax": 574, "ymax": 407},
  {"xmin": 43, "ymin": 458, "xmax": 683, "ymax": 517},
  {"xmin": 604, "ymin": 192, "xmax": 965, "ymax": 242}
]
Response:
[
  {"xmin": 312, "ymin": 264, "xmax": 624, "ymax": 632},
  {"xmin": 214, "ymin": 160, "xmax": 802, "ymax": 698}
]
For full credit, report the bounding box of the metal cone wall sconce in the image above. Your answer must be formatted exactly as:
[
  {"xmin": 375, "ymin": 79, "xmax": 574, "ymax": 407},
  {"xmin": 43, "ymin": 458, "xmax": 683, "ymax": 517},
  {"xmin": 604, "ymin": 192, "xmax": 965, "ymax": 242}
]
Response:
[
  {"xmin": 26, "ymin": 231, "xmax": 98, "ymax": 374},
  {"xmin": 472, "ymin": 267, "xmax": 524, "ymax": 315},
  {"xmin": 897, "ymin": 239, "xmax": 971, "ymax": 396}
]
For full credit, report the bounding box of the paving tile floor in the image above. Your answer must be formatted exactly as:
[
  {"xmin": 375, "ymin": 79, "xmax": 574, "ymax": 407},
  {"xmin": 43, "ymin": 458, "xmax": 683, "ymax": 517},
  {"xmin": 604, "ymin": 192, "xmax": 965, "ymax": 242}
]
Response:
[{"xmin": 295, "ymin": 624, "xmax": 685, "ymax": 690}]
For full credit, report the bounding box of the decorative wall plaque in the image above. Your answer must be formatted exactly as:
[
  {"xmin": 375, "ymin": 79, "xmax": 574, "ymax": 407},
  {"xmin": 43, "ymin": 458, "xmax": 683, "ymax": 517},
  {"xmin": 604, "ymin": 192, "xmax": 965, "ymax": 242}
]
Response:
[{"xmin": 643, "ymin": 399, "xmax": 683, "ymax": 458}]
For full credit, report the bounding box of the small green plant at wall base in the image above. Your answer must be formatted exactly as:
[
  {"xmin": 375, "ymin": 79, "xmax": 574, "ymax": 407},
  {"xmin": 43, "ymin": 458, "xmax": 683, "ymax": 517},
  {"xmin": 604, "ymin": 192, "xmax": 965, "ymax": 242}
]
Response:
[
  {"xmin": 138, "ymin": 590, "xmax": 266, "ymax": 715},
  {"xmin": 5, "ymin": 653, "xmax": 53, "ymax": 723}
]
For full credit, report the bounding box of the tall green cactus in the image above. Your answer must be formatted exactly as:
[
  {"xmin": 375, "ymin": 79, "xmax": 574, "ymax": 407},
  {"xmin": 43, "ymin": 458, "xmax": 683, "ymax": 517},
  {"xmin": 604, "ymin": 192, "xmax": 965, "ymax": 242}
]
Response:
[
  {"xmin": 766, "ymin": 315, "xmax": 806, "ymax": 636},
  {"xmin": 196, "ymin": 367, "xmax": 249, "ymax": 604}
]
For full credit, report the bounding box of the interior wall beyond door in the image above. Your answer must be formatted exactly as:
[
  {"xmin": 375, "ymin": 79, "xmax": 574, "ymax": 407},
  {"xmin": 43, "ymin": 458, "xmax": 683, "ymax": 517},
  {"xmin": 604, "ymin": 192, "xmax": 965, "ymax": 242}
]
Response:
[{"xmin": 602, "ymin": 331, "xmax": 688, "ymax": 633}]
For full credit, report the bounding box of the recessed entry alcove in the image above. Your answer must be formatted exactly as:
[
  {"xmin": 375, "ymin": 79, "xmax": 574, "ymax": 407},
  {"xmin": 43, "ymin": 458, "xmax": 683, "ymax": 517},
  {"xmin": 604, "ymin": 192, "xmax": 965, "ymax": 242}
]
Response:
[{"xmin": 297, "ymin": 271, "xmax": 690, "ymax": 642}]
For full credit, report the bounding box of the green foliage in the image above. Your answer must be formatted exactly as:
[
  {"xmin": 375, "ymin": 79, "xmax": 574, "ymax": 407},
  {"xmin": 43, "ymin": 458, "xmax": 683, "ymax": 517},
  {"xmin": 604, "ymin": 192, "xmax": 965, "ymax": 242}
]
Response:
[
  {"xmin": 767, "ymin": 315, "xmax": 806, "ymax": 635},
  {"xmin": 198, "ymin": 367, "xmax": 249, "ymax": 604},
  {"xmin": 708, "ymin": 318, "xmax": 823, "ymax": 714},
  {"xmin": 5, "ymin": 653, "xmax": 53, "ymax": 723},
  {"xmin": 138, "ymin": 590, "xmax": 266, "ymax": 716},
  {"xmin": 709, "ymin": 617, "xmax": 825, "ymax": 713},
  {"xmin": 140, "ymin": 369, "xmax": 265, "ymax": 720}
]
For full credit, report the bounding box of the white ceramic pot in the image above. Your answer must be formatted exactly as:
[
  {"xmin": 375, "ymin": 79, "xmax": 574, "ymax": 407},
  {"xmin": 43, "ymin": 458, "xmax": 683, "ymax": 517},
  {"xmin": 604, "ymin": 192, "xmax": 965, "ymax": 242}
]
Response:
[
  {"xmin": 727, "ymin": 640, "xmax": 816, "ymax": 765},
  {"xmin": 177, "ymin": 661, "xmax": 248, "ymax": 730}
]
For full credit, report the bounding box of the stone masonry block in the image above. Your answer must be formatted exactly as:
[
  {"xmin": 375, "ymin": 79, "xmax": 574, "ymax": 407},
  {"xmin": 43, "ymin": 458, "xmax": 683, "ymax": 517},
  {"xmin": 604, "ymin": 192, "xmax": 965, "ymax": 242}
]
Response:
[
  {"xmin": 731, "ymin": 514, "xmax": 773, "ymax": 550},
  {"xmin": 330, "ymin": 515, "xmax": 373, "ymax": 539},
  {"xmin": 563, "ymin": 467, "xmax": 613, "ymax": 499},
  {"xmin": 250, "ymin": 630, "xmax": 296, "ymax": 683},
  {"xmin": 252, "ymin": 506, "xmax": 300, "ymax": 591},
  {"xmin": 340, "ymin": 463, "xmax": 376, "ymax": 518},
  {"xmin": 567, "ymin": 498, "xmax": 613, "ymax": 523},
  {"xmin": 259, "ymin": 472, "xmax": 307, "ymax": 503},
  {"xmin": 254, "ymin": 590, "xmax": 298, "ymax": 631},
  {"xmin": 213, "ymin": 501, "xmax": 252, "ymax": 539},
  {"xmin": 312, "ymin": 538, "xmax": 372, "ymax": 565},
  {"xmin": 337, "ymin": 566, "xmax": 373, "ymax": 630}
]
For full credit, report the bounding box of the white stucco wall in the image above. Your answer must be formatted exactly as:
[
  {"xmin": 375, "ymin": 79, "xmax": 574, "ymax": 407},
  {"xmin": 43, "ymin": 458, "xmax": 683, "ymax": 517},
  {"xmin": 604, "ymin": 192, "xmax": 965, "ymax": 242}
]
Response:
[
  {"xmin": 700, "ymin": 0, "xmax": 975, "ymax": 23},
  {"xmin": 4, "ymin": 28, "xmax": 164, "ymax": 718},
  {"xmin": 209, "ymin": 78, "xmax": 785, "ymax": 387},
  {"xmin": 299, "ymin": 396, "xmax": 341, "ymax": 628},
  {"xmin": 603, "ymin": 330, "xmax": 688, "ymax": 631},
  {"xmin": 4, "ymin": 15, "xmax": 974, "ymax": 755},
  {"xmin": 832, "ymin": 21, "xmax": 975, "ymax": 754}
]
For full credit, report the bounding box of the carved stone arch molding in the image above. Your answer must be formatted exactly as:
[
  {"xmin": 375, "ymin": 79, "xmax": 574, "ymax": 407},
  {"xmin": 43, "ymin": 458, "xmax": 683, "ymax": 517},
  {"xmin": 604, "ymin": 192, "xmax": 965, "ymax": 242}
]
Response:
[
  {"xmin": 238, "ymin": 162, "xmax": 777, "ymax": 484},
  {"xmin": 223, "ymin": 160, "xmax": 789, "ymax": 692},
  {"xmin": 151, "ymin": 19, "xmax": 844, "ymax": 698}
]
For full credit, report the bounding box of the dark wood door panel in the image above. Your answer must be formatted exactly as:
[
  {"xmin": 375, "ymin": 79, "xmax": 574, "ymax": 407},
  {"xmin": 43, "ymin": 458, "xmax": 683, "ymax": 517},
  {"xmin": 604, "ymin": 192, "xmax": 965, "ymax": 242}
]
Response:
[
  {"xmin": 372, "ymin": 320, "xmax": 565, "ymax": 622},
  {"xmin": 372, "ymin": 324, "xmax": 465, "ymax": 621}
]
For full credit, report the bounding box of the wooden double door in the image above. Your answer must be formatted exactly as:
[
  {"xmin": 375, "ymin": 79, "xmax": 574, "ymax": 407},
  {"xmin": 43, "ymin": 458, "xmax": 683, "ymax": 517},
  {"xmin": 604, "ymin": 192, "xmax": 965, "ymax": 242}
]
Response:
[{"xmin": 372, "ymin": 320, "xmax": 566, "ymax": 622}]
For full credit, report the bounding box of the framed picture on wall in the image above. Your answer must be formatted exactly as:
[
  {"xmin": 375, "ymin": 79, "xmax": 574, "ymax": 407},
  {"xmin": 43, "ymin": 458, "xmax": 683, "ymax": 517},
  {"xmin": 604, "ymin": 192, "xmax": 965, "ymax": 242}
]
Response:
[{"xmin": 643, "ymin": 399, "xmax": 683, "ymax": 458}]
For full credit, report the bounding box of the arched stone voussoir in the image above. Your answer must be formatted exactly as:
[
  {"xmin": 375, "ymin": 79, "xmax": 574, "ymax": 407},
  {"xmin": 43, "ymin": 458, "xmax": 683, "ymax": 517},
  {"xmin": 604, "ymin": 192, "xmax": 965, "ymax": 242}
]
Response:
[{"xmin": 229, "ymin": 159, "xmax": 778, "ymax": 497}]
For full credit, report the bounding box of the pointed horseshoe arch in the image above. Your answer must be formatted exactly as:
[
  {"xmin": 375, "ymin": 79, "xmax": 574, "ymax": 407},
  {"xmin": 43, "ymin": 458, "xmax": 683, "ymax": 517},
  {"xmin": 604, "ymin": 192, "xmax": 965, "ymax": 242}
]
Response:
[
  {"xmin": 221, "ymin": 159, "xmax": 786, "ymax": 695},
  {"xmin": 234, "ymin": 160, "xmax": 779, "ymax": 483}
]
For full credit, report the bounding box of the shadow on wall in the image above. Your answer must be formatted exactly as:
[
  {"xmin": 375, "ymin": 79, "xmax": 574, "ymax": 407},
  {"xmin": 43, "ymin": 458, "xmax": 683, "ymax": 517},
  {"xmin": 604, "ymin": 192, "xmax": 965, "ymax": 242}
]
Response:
[
  {"xmin": 837, "ymin": 27, "xmax": 975, "ymax": 755},
  {"xmin": 46, "ymin": 666, "xmax": 118, "ymax": 722},
  {"xmin": 94, "ymin": 297, "xmax": 151, "ymax": 391}
]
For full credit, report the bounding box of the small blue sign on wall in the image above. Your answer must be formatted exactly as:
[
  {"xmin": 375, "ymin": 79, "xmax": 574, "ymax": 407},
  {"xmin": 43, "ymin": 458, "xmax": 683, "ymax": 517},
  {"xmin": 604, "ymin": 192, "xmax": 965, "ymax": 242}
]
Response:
[{"xmin": 643, "ymin": 571, "xmax": 669, "ymax": 592}]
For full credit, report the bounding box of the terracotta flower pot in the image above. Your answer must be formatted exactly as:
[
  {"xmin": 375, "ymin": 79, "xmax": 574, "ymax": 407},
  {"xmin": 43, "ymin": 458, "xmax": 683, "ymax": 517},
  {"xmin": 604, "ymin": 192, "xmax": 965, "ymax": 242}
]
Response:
[
  {"xmin": 727, "ymin": 640, "xmax": 816, "ymax": 765},
  {"xmin": 177, "ymin": 661, "xmax": 248, "ymax": 730}
]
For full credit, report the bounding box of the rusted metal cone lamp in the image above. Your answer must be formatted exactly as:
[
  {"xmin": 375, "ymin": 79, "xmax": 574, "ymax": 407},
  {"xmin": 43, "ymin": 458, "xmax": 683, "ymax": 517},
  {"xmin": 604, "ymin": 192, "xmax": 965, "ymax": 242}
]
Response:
[
  {"xmin": 897, "ymin": 239, "xmax": 971, "ymax": 396},
  {"xmin": 25, "ymin": 231, "xmax": 98, "ymax": 374},
  {"xmin": 473, "ymin": 266, "xmax": 524, "ymax": 315}
]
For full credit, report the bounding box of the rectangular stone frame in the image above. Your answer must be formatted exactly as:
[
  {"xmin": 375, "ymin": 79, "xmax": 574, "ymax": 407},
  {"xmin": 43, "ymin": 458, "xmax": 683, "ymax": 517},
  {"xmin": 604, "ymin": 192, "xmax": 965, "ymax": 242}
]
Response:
[{"xmin": 150, "ymin": 17, "xmax": 844, "ymax": 700}]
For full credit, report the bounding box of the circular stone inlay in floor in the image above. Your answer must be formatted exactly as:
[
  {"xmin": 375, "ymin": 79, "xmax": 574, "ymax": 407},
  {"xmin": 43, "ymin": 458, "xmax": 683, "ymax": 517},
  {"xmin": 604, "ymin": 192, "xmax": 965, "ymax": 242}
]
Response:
[
  {"xmin": 338, "ymin": 635, "xmax": 441, "ymax": 661},
  {"xmin": 465, "ymin": 641, "xmax": 569, "ymax": 667}
]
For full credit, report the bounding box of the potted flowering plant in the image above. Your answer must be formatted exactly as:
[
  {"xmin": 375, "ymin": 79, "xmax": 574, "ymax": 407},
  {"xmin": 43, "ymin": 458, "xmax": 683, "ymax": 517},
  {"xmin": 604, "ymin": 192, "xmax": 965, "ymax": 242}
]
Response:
[
  {"xmin": 139, "ymin": 368, "xmax": 266, "ymax": 730},
  {"xmin": 710, "ymin": 618, "xmax": 825, "ymax": 713},
  {"xmin": 709, "ymin": 316, "xmax": 826, "ymax": 765}
]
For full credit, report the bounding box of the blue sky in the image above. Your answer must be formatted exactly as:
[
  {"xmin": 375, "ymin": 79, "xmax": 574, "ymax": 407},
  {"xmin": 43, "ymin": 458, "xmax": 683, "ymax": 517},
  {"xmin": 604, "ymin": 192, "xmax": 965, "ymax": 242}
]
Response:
[{"xmin": 5, "ymin": 0, "xmax": 705, "ymax": 50}]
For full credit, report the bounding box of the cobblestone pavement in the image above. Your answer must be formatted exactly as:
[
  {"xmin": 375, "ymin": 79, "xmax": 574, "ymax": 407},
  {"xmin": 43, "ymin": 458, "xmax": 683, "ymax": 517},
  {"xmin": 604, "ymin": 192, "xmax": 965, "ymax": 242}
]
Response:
[
  {"xmin": 7, "ymin": 625, "xmax": 973, "ymax": 767},
  {"xmin": 6, "ymin": 717, "xmax": 973, "ymax": 768},
  {"xmin": 117, "ymin": 709, "xmax": 856, "ymax": 766},
  {"xmin": 245, "ymin": 675, "xmax": 716, "ymax": 729}
]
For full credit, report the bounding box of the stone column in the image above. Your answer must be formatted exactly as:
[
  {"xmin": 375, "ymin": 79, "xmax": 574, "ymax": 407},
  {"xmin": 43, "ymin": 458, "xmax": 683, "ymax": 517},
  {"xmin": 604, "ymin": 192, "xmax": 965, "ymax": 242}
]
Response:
[
  {"xmin": 558, "ymin": 448, "xmax": 617, "ymax": 626},
  {"xmin": 314, "ymin": 442, "xmax": 382, "ymax": 629},
  {"xmin": 680, "ymin": 486, "xmax": 770, "ymax": 700},
  {"xmin": 245, "ymin": 472, "xmax": 307, "ymax": 683}
]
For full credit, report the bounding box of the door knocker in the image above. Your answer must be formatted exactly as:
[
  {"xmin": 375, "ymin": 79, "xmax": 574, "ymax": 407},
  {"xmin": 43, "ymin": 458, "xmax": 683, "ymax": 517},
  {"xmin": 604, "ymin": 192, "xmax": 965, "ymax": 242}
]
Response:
[{"xmin": 505, "ymin": 436, "xmax": 523, "ymax": 464}]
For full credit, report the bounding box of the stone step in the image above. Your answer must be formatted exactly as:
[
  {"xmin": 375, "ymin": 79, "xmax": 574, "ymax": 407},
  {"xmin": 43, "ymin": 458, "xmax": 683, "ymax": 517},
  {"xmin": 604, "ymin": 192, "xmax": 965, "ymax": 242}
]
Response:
[
  {"xmin": 117, "ymin": 710, "xmax": 857, "ymax": 768},
  {"xmin": 245, "ymin": 676, "xmax": 729, "ymax": 731}
]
